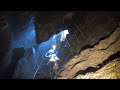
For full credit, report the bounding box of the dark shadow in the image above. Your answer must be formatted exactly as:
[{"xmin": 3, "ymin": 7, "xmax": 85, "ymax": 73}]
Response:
[
  {"xmin": 97, "ymin": 51, "xmax": 120, "ymax": 69},
  {"xmin": 0, "ymin": 48, "xmax": 24, "ymax": 79},
  {"xmin": 73, "ymin": 67, "xmax": 97, "ymax": 77},
  {"xmin": 80, "ymin": 45, "xmax": 94, "ymax": 52}
]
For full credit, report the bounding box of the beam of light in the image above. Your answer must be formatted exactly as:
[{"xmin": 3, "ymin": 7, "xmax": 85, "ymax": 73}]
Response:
[
  {"xmin": 32, "ymin": 47, "xmax": 36, "ymax": 55},
  {"xmin": 34, "ymin": 29, "xmax": 69, "ymax": 78},
  {"xmin": 10, "ymin": 16, "xmax": 36, "ymax": 49}
]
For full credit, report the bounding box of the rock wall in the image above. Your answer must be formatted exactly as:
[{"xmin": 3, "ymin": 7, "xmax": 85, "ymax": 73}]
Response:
[
  {"xmin": 0, "ymin": 15, "xmax": 10, "ymax": 64},
  {"xmin": 76, "ymin": 58, "xmax": 120, "ymax": 79},
  {"xmin": 58, "ymin": 27, "xmax": 120, "ymax": 79}
]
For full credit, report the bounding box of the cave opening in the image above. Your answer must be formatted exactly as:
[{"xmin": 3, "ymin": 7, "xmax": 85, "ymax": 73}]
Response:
[{"xmin": 33, "ymin": 29, "xmax": 70, "ymax": 79}]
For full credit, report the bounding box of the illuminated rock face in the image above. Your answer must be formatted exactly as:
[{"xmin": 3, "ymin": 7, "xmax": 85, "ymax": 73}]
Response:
[
  {"xmin": 58, "ymin": 27, "xmax": 120, "ymax": 79},
  {"xmin": 75, "ymin": 58, "xmax": 120, "ymax": 79}
]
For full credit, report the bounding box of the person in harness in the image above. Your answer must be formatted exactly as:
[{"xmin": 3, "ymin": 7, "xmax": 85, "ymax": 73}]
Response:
[{"xmin": 45, "ymin": 45, "xmax": 60, "ymax": 66}]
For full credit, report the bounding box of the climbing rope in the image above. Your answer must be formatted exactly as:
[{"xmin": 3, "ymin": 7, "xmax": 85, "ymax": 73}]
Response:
[
  {"xmin": 74, "ymin": 24, "xmax": 85, "ymax": 38},
  {"xmin": 50, "ymin": 65, "xmax": 53, "ymax": 79},
  {"xmin": 33, "ymin": 55, "xmax": 44, "ymax": 79},
  {"xmin": 33, "ymin": 19, "xmax": 68, "ymax": 79},
  {"xmin": 33, "ymin": 29, "xmax": 57, "ymax": 79}
]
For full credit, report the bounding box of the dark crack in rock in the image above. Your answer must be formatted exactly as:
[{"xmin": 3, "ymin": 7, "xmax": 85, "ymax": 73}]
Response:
[{"xmin": 75, "ymin": 58, "xmax": 120, "ymax": 79}]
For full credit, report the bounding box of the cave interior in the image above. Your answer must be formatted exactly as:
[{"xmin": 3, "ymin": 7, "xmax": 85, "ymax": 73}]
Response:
[{"xmin": 0, "ymin": 11, "xmax": 120, "ymax": 79}]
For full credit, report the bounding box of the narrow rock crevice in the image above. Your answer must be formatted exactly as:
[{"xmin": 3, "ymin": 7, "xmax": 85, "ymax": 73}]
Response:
[
  {"xmin": 70, "ymin": 60, "xmax": 86, "ymax": 70},
  {"xmin": 97, "ymin": 51, "xmax": 120, "ymax": 70}
]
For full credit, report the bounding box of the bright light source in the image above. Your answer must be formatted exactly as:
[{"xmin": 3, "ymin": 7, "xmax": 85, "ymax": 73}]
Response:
[
  {"xmin": 52, "ymin": 45, "xmax": 56, "ymax": 50},
  {"xmin": 60, "ymin": 29, "xmax": 69, "ymax": 42},
  {"xmin": 53, "ymin": 35, "xmax": 56, "ymax": 39},
  {"xmin": 64, "ymin": 29, "xmax": 69, "ymax": 35},
  {"xmin": 32, "ymin": 47, "xmax": 36, "ymax": 54}
]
